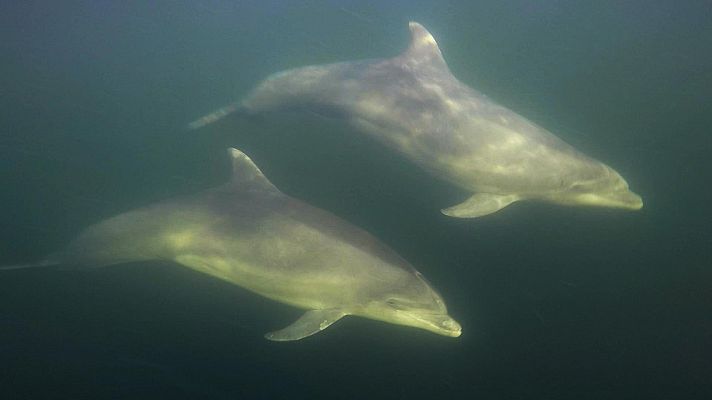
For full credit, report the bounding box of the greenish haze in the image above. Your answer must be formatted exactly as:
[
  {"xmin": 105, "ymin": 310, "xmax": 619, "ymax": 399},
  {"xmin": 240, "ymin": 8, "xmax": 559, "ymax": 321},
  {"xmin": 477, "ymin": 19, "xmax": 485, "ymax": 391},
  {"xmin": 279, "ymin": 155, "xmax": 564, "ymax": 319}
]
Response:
[{"xmin": 1, "ymin": 1, "xmax": 710, "ymax": 398}]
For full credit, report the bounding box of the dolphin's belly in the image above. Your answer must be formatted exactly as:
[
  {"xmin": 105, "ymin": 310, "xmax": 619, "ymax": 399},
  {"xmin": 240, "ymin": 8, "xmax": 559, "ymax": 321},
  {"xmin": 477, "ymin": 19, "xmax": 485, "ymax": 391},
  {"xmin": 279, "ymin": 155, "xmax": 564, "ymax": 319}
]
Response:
[
  {"xmin": 173, "ymin": 252, "xmax": 344, "ymax": 310},
  {"xmin": 166, "ymin": 215, "xmax": 403, "ymax": 311},
  {"xmin": 347, "ymin": 91, "xmax": 608, "ymax": 195},
  {"xmin": 429, "ymin": 136, "xmax": 606, "ymax": 195}
]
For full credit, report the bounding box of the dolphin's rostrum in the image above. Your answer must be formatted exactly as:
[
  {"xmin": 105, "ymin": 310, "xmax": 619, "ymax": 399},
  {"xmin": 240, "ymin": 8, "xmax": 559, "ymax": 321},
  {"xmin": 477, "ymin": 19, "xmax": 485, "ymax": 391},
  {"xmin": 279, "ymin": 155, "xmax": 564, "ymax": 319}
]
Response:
[
  {"xmin": 21, "ymin": 148, "xmax": 461, "ymax": 341},
  {"xmin": 192, "ymin": 22, "xmax": 643, "ymax": 217}
]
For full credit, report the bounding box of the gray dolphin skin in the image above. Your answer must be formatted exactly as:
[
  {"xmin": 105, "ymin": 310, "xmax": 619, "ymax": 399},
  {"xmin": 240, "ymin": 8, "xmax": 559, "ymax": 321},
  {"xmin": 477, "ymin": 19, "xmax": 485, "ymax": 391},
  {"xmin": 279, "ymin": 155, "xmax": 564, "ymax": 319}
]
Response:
[
  {"xmin": 191, "ymin": 22, "xmax": 643, "ymax": 218},
  {"xmin": 26, "ymin": 148, "xmax": 461, "ymax": 341}
]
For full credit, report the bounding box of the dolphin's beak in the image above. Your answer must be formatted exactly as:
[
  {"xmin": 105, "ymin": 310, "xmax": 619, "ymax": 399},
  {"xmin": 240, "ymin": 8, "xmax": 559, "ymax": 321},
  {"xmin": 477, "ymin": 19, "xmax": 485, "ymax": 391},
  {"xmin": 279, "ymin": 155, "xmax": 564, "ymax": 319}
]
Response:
[
  {"xmin": 440, "ymin": 317, "xmax": 462, "ymax": 337},
  {"xmin": 583, "ymin": 189, "xmax": 643, "ymax": 210},
  {"xmin": 413, "ymin": 314, "xmax": 462, "ymax": 337},
  {"xmin": 616, "ymin": 190, "xmax": 644, "ymax": 210}
]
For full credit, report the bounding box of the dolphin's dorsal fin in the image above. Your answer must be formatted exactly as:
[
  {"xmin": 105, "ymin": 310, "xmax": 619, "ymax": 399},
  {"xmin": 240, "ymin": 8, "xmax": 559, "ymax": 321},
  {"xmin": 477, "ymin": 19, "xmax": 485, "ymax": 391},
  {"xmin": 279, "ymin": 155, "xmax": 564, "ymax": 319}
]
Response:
[
  {"xmin": 399, "ymin": 22, "xmax": 448, "ymax": 71},
  {"xmin": 226, "ymin": 148, "xmax": 279, "ymax": 193}
]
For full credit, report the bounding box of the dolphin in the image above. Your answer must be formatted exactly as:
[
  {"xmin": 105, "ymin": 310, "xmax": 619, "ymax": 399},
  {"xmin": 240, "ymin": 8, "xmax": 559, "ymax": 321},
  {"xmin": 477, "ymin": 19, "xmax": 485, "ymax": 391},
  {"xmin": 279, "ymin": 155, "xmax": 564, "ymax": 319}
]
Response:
[
  {"xmin": 5, "ymin": 148, "xmax": 460, "ymax": 341},
  {"xmin": 190, "ymin": 22, "xmax": 643, "ymax": 218}
]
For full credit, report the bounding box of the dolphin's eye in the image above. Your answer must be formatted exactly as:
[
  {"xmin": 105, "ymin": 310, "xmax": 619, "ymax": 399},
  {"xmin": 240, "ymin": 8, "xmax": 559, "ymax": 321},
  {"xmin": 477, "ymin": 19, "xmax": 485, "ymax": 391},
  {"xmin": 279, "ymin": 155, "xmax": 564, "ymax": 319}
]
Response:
[
  {"xmin": 569, "ymin": 183, "xmax": 587, "ymax": 192},
  {"xmin": 386, "ymin": 299, "xmax": 401, "ymax": 308}
]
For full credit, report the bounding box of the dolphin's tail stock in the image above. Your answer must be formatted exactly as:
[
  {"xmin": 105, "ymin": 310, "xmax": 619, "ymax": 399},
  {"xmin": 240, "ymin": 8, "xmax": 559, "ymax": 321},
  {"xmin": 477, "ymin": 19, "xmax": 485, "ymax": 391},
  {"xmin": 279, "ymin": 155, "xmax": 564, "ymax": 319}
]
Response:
[
  {"xmin": 0, "ymin": 257, "xmax": 60, "ymax": 271},
  {"xmin": 187, "ymin": 101, "xmax": 247, "ymax": 130}
]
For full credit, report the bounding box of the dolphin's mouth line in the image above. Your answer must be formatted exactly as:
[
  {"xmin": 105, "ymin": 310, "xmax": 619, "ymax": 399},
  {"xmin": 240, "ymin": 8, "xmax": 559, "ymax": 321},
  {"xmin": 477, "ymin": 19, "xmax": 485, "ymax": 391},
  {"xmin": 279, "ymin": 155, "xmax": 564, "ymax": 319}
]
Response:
[{"xmin": 399, "ymin": 310, "xmax": 460, "ymax": 333}]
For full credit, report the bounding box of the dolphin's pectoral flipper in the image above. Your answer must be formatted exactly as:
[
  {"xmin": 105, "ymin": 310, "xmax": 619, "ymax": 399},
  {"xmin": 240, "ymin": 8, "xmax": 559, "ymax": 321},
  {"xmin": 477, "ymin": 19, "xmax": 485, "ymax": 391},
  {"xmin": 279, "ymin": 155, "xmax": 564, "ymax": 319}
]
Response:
[
  {"xmin": 265, "ymin": 309, "xmax": 347, "ymax": 341},
  {"xmin": 441, "ymin": 193, "xmax": 520, "ymax": 218}
]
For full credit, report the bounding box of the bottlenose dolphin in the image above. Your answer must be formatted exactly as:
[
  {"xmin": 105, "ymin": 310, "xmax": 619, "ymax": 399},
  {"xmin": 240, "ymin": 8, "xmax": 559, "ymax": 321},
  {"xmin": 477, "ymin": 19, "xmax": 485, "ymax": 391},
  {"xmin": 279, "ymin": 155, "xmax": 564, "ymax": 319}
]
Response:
[
  {"xmin": 5, "ymin": 148, "xmax": 460, "ymax": 341},
  {"xmin": 190, "ymin": 22, "xmax": 643, "ymax": 218}
]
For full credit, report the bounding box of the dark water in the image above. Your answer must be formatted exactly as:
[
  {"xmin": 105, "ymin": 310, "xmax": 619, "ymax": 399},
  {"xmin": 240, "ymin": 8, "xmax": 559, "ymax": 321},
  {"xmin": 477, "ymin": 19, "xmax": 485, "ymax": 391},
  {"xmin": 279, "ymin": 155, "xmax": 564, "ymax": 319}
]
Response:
[{"xmin": 1, "ymin": 1, "xmax": 710, "ymax": 399}]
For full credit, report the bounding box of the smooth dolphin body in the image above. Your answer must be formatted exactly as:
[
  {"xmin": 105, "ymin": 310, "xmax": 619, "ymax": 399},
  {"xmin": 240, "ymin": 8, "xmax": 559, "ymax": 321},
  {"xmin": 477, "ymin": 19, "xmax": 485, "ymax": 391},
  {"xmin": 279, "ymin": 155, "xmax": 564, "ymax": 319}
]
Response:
[
  {"xmin": 15, "ymin": 148, "xmax": 460, "ymax": 341},
  {"xmin": 191, "ymin": 22, "xmax": 643, "ymax": 218}
]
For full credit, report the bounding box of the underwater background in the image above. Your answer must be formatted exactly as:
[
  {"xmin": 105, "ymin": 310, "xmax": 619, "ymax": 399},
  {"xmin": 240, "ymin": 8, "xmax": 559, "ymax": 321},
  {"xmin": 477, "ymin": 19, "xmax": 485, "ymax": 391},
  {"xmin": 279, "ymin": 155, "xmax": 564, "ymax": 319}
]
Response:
[{"xmin": 1, "ymin": 1, "xmax": 710, "ymax": 398}]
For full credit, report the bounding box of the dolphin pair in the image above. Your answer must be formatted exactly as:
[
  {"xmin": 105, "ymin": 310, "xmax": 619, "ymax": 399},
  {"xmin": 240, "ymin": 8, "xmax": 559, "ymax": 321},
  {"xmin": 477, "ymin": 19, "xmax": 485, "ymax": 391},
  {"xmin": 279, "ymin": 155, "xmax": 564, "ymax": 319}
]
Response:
[
  {"xmin": 191, "ymin": 22, "xmax": 643, "ymax": 217},
  {"xmin": 5, "ymin": 148, "xmax": 460, "ymax": 341},
  {"xmin": 5, "ymin": 22, "xmax": 645, "ymax": 343}
]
